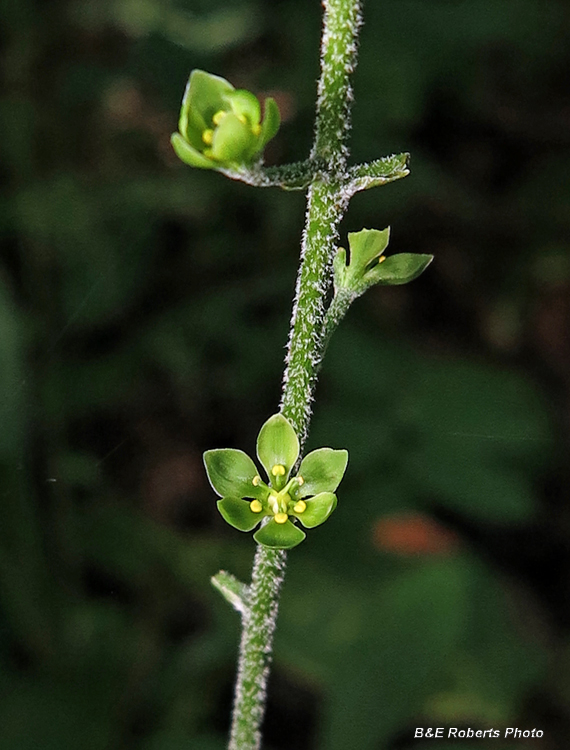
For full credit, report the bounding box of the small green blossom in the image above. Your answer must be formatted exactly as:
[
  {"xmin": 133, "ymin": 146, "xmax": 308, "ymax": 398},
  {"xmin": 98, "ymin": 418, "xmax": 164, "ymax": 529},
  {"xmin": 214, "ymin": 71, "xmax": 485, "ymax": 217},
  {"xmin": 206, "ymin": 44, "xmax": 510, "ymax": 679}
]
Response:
[
  {"xmin": 204, "ymin": 414, "xmax": 348, "ymax": 550},
  {"xmin": 333, "ymin": 227, "xmax": 433, "ymax": 297},
  {"xmin": 171, "ymin": 70, "xmax": 280, "ymax": 171}
]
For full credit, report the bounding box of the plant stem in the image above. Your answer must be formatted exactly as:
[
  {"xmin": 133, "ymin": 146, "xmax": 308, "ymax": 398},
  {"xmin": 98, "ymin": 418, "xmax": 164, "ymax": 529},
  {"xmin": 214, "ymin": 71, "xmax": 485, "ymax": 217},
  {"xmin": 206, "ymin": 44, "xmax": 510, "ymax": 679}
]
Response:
[
  {"xmin": 228, "ymin": 546, "xmax": 286, "ymax": 750},
  {"xmin": 227, "ymin": 2, "xmax": 362, "ymax": 749},
  {"xmin": 320, "ymin": 287, "xmax": 355, "ymax": 361},
  {"xmin": 281, "ymin": 0, "xmax": 362, "ymax": 442}
]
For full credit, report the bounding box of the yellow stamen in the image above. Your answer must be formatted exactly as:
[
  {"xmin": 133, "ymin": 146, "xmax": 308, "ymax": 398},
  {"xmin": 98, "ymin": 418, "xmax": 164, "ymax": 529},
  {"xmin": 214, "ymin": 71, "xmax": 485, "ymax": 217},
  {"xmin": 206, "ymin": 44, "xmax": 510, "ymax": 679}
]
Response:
[
  {"xmin": 275, "ymin": 512, "xmax": 288, "ymax": 524},
  {"xmin": 212, "ymin": 110, "xmax": 226, "ymax": 126},
  {"xmin": 252, "ymin": 123, "xmax": 261, "ymax": 136},
  {"xmin": 297, "ymin": 476, "xmax": 304, "ymax": 486},
  {"xmin": 250, "ymin": 500, "xmax": 263, "ymax": 513},
  {"xmin": 293, "ymin": 500, "xmax": 306, "ymax": 514},
  {"xmin": 252, "ymin": 475, "xmax": 261, "ymax": 486},
  {"xmin": 237, "ymin": 114, "xmax": 247, "ymax": 124},
  {"xmin": 378, "ymin": 256, "xmax": 386, "ymax": 263},
  {"xmin": 202, "ymin": 129, "xmax": 214, "ymax": 145},
  {"xmin": 271, "ymin": 464, "xmax": 286, "ymax": 477}
]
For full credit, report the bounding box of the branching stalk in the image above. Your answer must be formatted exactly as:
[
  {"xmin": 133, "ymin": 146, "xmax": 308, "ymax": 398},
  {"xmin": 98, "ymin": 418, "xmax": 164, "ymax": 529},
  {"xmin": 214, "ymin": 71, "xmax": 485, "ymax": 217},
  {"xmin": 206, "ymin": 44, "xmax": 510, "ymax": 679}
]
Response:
[{"xmin": 227, "ymin": 1, "xmax": 363, "ymax": 748}]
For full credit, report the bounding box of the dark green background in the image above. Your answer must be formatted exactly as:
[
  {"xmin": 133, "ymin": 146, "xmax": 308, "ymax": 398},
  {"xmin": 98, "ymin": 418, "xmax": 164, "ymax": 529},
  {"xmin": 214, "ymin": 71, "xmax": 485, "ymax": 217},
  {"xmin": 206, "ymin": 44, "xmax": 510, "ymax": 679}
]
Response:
[{"xmin": 1, "ymin": 0, "xmax": 570, "ymax": 748}]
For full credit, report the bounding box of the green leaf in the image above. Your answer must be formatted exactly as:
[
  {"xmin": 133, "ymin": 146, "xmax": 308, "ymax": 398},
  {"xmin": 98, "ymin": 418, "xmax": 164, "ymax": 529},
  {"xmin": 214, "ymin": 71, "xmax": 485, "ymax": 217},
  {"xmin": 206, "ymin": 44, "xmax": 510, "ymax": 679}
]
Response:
[
  {"xmin": 181, "ymin": 69, "xmax": 234, "ymax": 146},
  {"xmin": 203, "ymin": 449, "xmax": 264, "ymax": 499},
  {"xmin": 210, "ymin": 112, "xmax": 256, "ymax": 163},
  {"xmin": 295, "ymin": 492, "xmax": 337, "ymax": 528},
  {"xmin": 256, "ymin": 413, "xmax": 300, "ymax": 483},
  {"xmin": 366, "ymin": 253, "xmax": 433, "ymax": 286},
  {"xmin": 254, "ymin": 519, "xmax": 306, "ymax": 549},
  {"xmin": 226, "ymin": 89, "xmax": 261, "ymax": 126},
  {"xmin": 298, "ymin": 448, "xmax": 348, "ymax": 497},
  {"xmin": 257, "ymin": 97, "xmax": 281, "ymax": 150},
  {"xmin": 217, "ymin": 497, "xmax": 263, "ymax": 532},
  {"xmin": 170, "ymin": 133, "xmax": 216, "ymax": 170}
]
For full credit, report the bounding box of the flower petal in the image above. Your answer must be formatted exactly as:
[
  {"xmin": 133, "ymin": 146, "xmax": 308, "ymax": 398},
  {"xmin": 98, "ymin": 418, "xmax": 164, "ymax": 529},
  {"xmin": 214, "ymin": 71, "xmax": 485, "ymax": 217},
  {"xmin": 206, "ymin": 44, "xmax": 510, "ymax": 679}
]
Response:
[
  {"xmin": 298, "ymin": 448, "xmax": 348, "ymax": 497},
  {"xmin": 204, "ymin": 448, "xmax": 265, "ymax": 499},
  {"xmin": 364, "ymin": 253, "xmax": 434, "ymax": 286},
  {"xmin": 257, "ymin": 97, "xmax": 281, "ymax": 150},
  {"xmin": 171, "ymin": 133, "xmax": 217, "ymax": 170},
  {"xmin": 217, "ymin": 497, "xmax": 263, "ymax": 532},
  {"xmin": 182, "ymin": 69, "xmax": 234, "ymax": 145},
  {"xmin": 211, "ymin": 112, "xmax": 256, "ymax": 163},
  {"xmin": 295, "ymin": 492, "xmax": 337, "ymax": 528},
  {"xmin": 347, "ymin": 228, "xmax": 390, "ymax": 278},
  {"xmin": 226, "ymin": 89, "xmax": 261, "ymax": 126},
  {"xmin": 256, "ymin": 413, "xmax": 299, "ymax": 483},
  {"xmin": 253, "ymin": 518, "xmax": 306, "ymax": 549}
]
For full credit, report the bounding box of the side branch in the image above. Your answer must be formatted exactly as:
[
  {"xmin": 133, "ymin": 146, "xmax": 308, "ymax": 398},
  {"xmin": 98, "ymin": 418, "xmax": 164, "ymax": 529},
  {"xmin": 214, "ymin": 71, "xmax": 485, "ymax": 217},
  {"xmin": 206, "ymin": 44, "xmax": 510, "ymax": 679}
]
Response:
[
  {"xmin": 345, "ymin": 153, "xmax": 410, "ymax": 194},
  {"xmin": 220, "ymin": 159, "xmax": 324, "ymax": 191}
]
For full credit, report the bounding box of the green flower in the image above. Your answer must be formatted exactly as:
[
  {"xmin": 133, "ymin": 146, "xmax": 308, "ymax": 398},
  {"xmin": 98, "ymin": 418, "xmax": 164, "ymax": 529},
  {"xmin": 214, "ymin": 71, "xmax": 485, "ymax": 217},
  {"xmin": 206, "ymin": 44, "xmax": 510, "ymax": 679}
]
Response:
[
  {"xmin": 171, "ymin": 70, "xmax": 280, "ymax": 171},
  {"xmin": 333, "ymin": 227, "xmax": 433, "ymax": 296},
  {"xmin": 204, "ymin": 414, "xmax": 348, "ymax": 550}
]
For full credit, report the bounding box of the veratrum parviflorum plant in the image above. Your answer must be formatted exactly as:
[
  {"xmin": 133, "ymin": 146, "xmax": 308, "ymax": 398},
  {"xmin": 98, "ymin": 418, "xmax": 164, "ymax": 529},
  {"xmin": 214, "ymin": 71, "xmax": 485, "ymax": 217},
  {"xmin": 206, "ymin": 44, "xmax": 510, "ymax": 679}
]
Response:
[{"xmin": 170, "ymin": 1, "xmax": 433, "ymax": 748}]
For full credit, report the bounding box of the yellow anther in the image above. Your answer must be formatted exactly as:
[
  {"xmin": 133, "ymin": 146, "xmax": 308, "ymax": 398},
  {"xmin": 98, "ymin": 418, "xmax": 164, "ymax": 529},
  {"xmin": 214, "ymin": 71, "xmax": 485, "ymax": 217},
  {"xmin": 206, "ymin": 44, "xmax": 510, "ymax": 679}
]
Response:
[
  {"xmin": 212, "ymin": 110, "xmax": 226, "ymax": 126},
  {"xmin": 250, "ymin": 500, "xmax": 263, "ymax": 513},
  {"xmin": 274, "ymin": 512, "xmax": 288, "ymax": 524},
  {"xmin": 202, "ymin": 129, "xmax": 214, "ymax": 145},
  {"xmin": 252, "ymin": 123, "xmax": 261, "ymax": 136},
  {"xmin": 378, "ymin": 256, "xmax": 386, "ymax": 263},
  {"xmin": 252, "ymin": 475, "xmax": 261, "ymax": 486},
  {"xmin": 237, "ymin": 114, "xmax": 247, "ymax": 124},
  {"xmin": 271, "ymin": 464, "xmax": 286, "ymax": 477},
  {"xmin": 297, "ymin": 476, "xmax": 305, "ymax": 486},
  {"xmin": 293, "ymin": 500, "xmax": 306, "ymax": 514}
]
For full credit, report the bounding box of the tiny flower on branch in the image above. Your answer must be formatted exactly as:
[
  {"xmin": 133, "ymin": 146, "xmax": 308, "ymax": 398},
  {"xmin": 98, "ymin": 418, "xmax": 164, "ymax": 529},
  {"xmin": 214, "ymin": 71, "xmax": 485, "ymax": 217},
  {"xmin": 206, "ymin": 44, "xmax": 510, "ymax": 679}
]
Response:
[
  {"xmin": 171, "ymin": 70, "xmax": 280, "ymax": 171},
  {"xmin": 204, "ymin": 414, "xmax": 348, "ymax": 550},
  {"xmin": 333, "ymin": 227, "xmax": 433, "ymax": 299}
]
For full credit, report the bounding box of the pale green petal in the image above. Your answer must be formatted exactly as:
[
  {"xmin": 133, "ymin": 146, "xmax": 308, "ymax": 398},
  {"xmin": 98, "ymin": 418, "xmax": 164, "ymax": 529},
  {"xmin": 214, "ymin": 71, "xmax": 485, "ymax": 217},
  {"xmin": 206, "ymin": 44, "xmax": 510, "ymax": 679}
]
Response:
[{"xmin": 254, "ymin": 518, "xmax": 306, "ymax": 549}]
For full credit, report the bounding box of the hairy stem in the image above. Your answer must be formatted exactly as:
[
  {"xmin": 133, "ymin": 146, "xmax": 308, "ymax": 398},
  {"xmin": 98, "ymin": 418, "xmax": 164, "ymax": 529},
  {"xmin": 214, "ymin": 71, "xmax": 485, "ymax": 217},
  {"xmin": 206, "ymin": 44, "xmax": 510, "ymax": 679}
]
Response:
[
  {"xmin": 280, "ymin": 179, "xmax": 349, "ymax": 442},
  {"xmin": 228, "ymin": 547, "xmax": 286, "ymax": 750},
  {"xmin": 320, "ymin": 287, "xmax": 355, "ymax": 361},
  {"xmin": 227, "ymin": 2, "xmax": 362, "ymax": 749}
]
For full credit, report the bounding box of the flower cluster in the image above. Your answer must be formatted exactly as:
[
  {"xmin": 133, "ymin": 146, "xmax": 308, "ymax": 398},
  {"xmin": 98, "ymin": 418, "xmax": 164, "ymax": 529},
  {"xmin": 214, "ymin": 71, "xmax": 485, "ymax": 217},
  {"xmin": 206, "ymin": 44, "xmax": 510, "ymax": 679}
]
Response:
[
  {"xmin": 204, "ymin": 414, "xmax": 348, "ymax": 549},
  {"xmin": 171, "ymin": 70, "xmax": 280, "ymax": 171}
]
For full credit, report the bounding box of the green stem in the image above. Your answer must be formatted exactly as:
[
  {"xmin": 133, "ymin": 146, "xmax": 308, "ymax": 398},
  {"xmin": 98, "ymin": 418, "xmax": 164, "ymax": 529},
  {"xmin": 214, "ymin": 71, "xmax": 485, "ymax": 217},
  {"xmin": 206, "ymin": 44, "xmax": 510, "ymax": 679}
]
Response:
[
  {"xmin": 280, "ymin": 178, "xmax": 349, "ymax": 442},
  {"xmin": 228, "ymin": 546, "xmax": 286, "ymax": 750},
  {"xmin": 227, "ymin": 2, "xmax": 362, "ymax": 749},
  {"xmin": 220, "ymin": 159, "xmax": 323, "ymax": 190},
  {"xmin": 320, "ymin": 287, "xmax": 355, "ymax": 361}
]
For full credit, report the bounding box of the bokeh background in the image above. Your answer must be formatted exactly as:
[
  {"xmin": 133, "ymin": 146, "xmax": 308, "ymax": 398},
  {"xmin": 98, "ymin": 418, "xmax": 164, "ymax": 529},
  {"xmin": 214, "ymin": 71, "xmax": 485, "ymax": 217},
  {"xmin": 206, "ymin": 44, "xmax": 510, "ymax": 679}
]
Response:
[{"xmin": 2, "ymin": 0, "xmax": 570, "ymax": 748}]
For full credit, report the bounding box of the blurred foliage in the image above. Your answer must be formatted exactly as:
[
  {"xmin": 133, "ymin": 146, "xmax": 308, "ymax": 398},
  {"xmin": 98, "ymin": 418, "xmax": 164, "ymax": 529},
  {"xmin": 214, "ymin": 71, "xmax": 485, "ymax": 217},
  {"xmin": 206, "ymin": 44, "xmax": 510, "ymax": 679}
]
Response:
[{"xmin": 1, "ymin": 0, "xmax": 570, "ymax": 748}]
